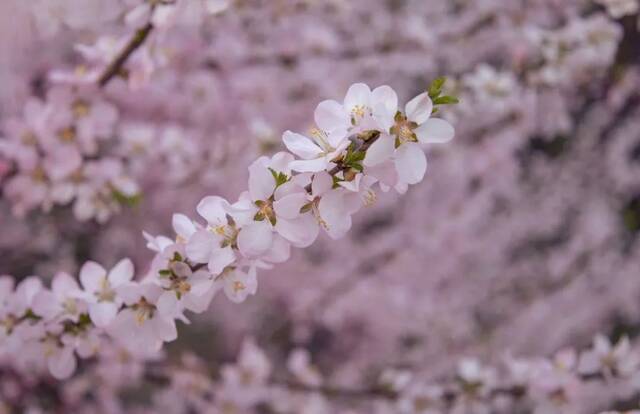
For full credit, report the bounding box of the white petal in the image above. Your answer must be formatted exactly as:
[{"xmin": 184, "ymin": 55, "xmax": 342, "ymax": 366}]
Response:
[
  {"xmin": 318, "ymin": 190, "xmax": 354, "ymax": 239},
  {"xmin": 208, "ymin": 246, "xmax": 236, "ymax": 275},
  {"xmin": 269, "ymin": 152, "xmax": 295, "ymax": 175},
  {"xmin": 185, "ymin": 230, "xmax": 216, "ymax": 263},
  {"xmin": 405, "ymin": 92, "xmax": 433, "ymax": 124},
  {"xmin": 48, "ymin": 347, "xmax": 77, "ymax": 380},
  {"xmin": 371, "ymin": 85, "xmax": 398, "ymax": 131},
  {"xmin": 314, "ymin": 100, "xmax": 349, "ymax": 132},
  {"xmin": 237, "ymin": 221, "xmax": 273, "ymax": 258},
  {"xmin": 89, "ymin": 302, "xmax": 118, "ymax": 328},
  {"xmin": 151, "ymin": 315, "xmax": 177, "ymax": 342},
  {"xmin": 289, "ymin": 158, "xmax": 329, "ymax": 173},
  {"xmin": 261, "ymin": 235, "xmax": 291, "ymax": 264},
  {"xmin": 311, "ymin": 171, "xmax": 334, "ymax": 197},
  {"xmin": 109, "ymin": 258, "xmax": 134, "ymax": 287},
  {"xmin": 79, "ymin": 261, "xmax": 107, "ymax": 293},
  {"xmin": 183, "ymin": 285, "xmax": 217, "ymax": 313},
  {"xmin": 325, "ymin": 128, "xmax": 349, "ymax": 149},
  {"xmin": 156, "ymin": 291, "xmax": 179, "ymax": 317},
  {"xmin": 275, "ymin": 215, "xmax": 319, "ymax": 248},
  {"xmin": 282, "ymin": 131, "xmax": 322, "ymax": 160},
  {"xmin": 363, "ymin": 134, "xmax": 395, "ymax": 167},
  {"xmin": 32, "ymin": 291, "xmax": 60, "ymax": 318},
  {"xmin": 274, "ymin": 193, "xmax": 309, "ymax": 220},
  {"xmin": 344, "ymin": 83, "xmax": 371, "ymax": 112},
  {"xmin": 371, "ymin": 85, "xmax": 398, "ymax": 114},
  {"xmin": 52, "ymin": 272, "xmax": 79, "ymax": 296},
  {"xmin": 172, "ymin": 214, "xmax": 196, "ymax": 239},
  {"xmin": 415, "ymin": 118, "xmax": 454, "ymax": 144},
  {"xmin": 395, "ymin": 142, "xmax": 427, "ymax": 185},
  {"xmin": 248, "ymin": 158, "xmax": 276, "ymax": 201},
  {"xmin": 196, "ymin": 196, "xmax": 228, "ymax": 226}
]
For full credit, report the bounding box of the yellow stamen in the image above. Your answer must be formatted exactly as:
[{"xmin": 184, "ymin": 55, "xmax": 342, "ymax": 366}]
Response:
[{"xmin": 58, "ymin": 126, "xmax": 76, "ymax": 142}]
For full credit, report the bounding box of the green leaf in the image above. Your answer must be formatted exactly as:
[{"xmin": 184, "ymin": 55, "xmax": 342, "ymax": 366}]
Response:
[
  {"xmin": 428, "ymin": 77, "xmax": 446, "ymax": 99},
  {"xmin": 433, "ymin": 95, "xmax": 460, "ymax": 105},
  {"xmin": 112, "ymin": 189, "xmax": 142, "ymax": 208},
  {"xmin": 159, "ymin": 269, "xmax": 172, "ymax": 277},
  {"xmin": 269, "ymin": 168, "xmax": 289, "ymax": 188},
  {"xmin": 332, "ymin": 176, "xmax": 342, "ymax": 189}
]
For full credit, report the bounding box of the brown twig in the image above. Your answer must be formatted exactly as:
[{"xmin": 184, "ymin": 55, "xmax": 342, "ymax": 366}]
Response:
[{"xmin": 97, "ymin": 22, "xmax": 154, "ymax": 87}]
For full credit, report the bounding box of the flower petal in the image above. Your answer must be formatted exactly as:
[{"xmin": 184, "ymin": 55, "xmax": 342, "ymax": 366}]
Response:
[
  {"xmin": 312, "ymin": 171, "xmax": 334, "ymax": 197},
  {"xmin": 109, "ymin": 258, "xmax": 134, "ymax": 287},
  {"xmin": 364, "ymin": 134, "xmax": 395, "ymax": 167},
  {"xmin": 156, "ymin": 291, "xmax": 179, "ymax": 317},
  {"xmin": 79, "ymin": 261, "xmax": 107, "ymax": 293},
  {"xmin": 344, "ymin": 83, "xmax": 371, "ymax": 112},
  {"xmin": 371, "ymin": 85, "xmax": 398, "ymax": 131},
  {"xmin": 185, "ymin": 230, "xmax": 216, "ymax": 263},
  {"xmin": 405, "ymin": 92, "xmax": 433, "ymax": 124},
  {"xmin": 275, "ymin": 215, "xmax": 319, "ymax": 248},
  {"xmin": 237, "ymin": 221, "xmax": 273, "ymax": 258},
  {"xmin": 314, "ymin": 100, "xmax": 349, "ymax": 132},
  {"xmin": 248, "ymin": 157, "xmax": 277, "ymax": 201},
  {"xmin": 89, "ymin": 302, "xmax": 118, "ymax": 328},
  {"xmin": 414, "ymin": 118, "xmax": 455, "ymax": 144},
  {"xmin": 261, "ymin": 235, "xmax": 291, "ymax": 263},
  {"xmin": 48, "ymin": 347, "xmax": 77, "ymax": 380},
  {"xmin": 282, "ymin": 131, "xmax": 322, "ymax": 160},
  {"xmin": 318, "ymin": 190, "xmax": 354, "ymax": 239},
  {"xmin": 52, "ymin": 272, "xmax": 80, "ymax": 296},
  {"xmin": 289, "ymin": 158, "xmax": 329, "ymax": 173},
  {"xmin": 395, "ymin": 142, "xmax": 427, "ymax": 185},
  {"xmin": 208, "ymin": 245, "xmax": 236, "ymax": 275},
  {"xmin": 274, "ymin": 193, "xmax": 309, "ymax": 220},
  {"xmin": 172, "ymin": 214, "xmax": 196, "ymax": 239},
  {"xmin": 196, "ymin": 196, "xmax": 228, "ymax": 226}
]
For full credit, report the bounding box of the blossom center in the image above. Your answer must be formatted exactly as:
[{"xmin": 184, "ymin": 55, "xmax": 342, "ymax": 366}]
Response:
[
  {"xmin": 350, "ymin": 105, "xmax": 369, "ymax": 124},
  {"xmin": 254, "ymin": 200, "xmax": 276, "ymax": 225},
  {"xmin": 132, "ymin": 298, "xmax": 155, "ymax": 324},
  {"xmin": 96, "ymin": 277, "xmax": 116, "ymax": 302},
  {"xmin": 72, "ymin": 100, "xmax": 90, "ymax": 118},
  {"xmin": 310, "ymin": 128, "xmax": 333, "ymax": 154},
  {"xmin": 232, "ymin": 281, "xmax": 246, "ymax": 293},
  {"xmin": 58, "ymin": 126, "xmax": 76, "ymax": 143},
  {"xmin": 391, "ymin": 114, "xmax": 418, "ymax": 145}
]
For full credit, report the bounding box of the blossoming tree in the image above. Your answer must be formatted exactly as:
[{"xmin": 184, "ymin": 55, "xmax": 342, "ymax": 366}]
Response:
[{"xmin": 1, "ymin": 0, "xmax": 640, "ymax": 413}]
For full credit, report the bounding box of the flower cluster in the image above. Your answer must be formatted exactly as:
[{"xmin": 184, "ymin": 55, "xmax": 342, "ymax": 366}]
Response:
[
  {"xmin": 0, "ymin": 82, "xmax": 455, "ymax": 380},
  {"xmin": 0, "ymin": 87, "xmax": 142, "ymax": 222},
  {"xmin": 8, "ymin": 334, "xmax": 640, "ymax": 413}
]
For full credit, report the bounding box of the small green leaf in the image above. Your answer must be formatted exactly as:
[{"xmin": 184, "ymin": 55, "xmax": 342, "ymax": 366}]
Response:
[
  {"xmin": 269, "ymin": 168, "xmax": 289, "ymax": 188},
  {"xmin": 428, "ymin": 77, "xmax": 446, "ymax": 99},
  {"xmin": 300, "ymin": 202, "xmax": 313, "ymax": 214},
  {"xmin": 433, "ymin": 95, "xmax": 460, "ymax": 106},
  {"xmin": 159, "ymin": 269, "xmax": 172, "ymax": 277},
  {"xmin": 112, "ymin": 189, "xmax": 142, "ymax": 208}
]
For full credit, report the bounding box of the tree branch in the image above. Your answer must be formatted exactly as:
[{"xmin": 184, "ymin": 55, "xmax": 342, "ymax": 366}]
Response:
[{"xmin": 97, "ymin": 22, "xmax": 154, "ymax": 88}]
